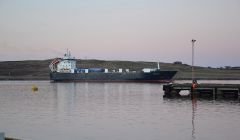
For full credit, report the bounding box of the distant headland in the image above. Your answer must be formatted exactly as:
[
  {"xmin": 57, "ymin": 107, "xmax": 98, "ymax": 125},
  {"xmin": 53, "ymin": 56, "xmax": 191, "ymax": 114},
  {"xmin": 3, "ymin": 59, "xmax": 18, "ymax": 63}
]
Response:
[{"xmin": 0, "ymin": 59, "xmax": 240, "ymax": 80}]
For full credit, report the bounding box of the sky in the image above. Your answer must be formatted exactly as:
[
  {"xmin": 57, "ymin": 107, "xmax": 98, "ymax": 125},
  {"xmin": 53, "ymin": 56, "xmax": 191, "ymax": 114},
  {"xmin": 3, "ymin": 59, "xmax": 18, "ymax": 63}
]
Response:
[{"xmin": 0, "ymin": 0, "xmax": 239, "ymax": 67}]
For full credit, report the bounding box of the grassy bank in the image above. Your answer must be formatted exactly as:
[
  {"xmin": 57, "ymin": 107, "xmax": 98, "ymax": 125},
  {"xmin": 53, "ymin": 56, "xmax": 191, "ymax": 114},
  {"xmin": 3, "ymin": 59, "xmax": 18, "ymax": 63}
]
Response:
[{"xmin": 0, "ymin": 59, "xmax": 240, "ymax": 80}]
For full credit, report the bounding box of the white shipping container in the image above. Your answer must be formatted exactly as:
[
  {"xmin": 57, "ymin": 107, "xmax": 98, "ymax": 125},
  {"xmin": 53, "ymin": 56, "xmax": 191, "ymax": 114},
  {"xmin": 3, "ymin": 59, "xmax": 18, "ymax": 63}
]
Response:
[
  {"xmin": 142, "ymin": 68, "xmax": 151, "ymax": 73},
  {"xmin": 105, "ymin": 69, "xmax": 108, "ymax": 73}
]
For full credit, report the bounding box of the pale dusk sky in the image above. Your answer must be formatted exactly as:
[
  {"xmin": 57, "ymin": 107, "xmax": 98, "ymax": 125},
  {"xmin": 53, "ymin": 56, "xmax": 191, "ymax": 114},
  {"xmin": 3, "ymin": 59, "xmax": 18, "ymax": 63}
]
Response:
[{"xmin": 0, "ymin": 0, "xmax": 239, "ymax": 67}]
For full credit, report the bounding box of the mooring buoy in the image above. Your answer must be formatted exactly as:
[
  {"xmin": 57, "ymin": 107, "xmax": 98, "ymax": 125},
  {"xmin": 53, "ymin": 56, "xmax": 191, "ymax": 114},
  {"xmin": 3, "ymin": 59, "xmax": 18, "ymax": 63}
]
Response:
[{"xmin": 32, "ymin": 85, "xmax": 38, "ymax": 91}]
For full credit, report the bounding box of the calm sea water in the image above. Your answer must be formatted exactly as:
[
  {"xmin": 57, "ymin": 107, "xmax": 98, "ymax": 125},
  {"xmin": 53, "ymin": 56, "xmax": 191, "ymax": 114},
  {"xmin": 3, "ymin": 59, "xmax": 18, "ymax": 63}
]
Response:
[{"xmin": 0, "ymin": 80, "xmax": 240, "ymax": 140}]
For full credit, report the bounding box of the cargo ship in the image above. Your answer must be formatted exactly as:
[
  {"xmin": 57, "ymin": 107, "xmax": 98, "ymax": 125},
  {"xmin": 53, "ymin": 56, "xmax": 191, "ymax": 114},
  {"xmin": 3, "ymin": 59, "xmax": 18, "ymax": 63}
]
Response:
[{"xmin": 49, "ymin": 51, "xmax": 177, "ymax": 83}]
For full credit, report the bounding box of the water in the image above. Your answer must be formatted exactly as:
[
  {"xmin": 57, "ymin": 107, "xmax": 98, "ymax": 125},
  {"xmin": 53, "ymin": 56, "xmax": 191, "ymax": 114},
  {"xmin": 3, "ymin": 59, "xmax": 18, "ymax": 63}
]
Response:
[{"xmin": 0, "ymin": 81, "xmax": 240, "ymax": 140}]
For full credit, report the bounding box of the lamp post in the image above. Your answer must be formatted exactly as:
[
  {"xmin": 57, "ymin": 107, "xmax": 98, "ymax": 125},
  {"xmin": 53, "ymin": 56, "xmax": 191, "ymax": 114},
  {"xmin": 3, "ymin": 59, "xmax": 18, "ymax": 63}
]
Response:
[{"xmin": 191, "ymin": 39, "xmax": 196, "ymax": 84}]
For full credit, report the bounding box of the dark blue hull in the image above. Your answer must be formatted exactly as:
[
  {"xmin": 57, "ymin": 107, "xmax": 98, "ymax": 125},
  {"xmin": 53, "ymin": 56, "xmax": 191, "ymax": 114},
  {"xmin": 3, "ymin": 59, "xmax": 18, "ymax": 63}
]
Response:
[{"xmin": 50, "ymin": 70, "xmax": 177, "ymax": 83}]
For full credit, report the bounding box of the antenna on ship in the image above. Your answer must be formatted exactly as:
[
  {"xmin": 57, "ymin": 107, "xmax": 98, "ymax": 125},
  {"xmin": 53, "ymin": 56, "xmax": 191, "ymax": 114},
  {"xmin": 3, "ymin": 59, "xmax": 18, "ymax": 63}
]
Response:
[{"xmin": 66, "ymin": 48, "xmax": 71, "ymax": 57}]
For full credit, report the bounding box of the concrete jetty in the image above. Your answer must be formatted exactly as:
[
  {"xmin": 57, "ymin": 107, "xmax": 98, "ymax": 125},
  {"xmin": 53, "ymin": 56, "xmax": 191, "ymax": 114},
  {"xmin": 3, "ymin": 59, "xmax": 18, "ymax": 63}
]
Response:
[{"xmin": 163, "ymin": 83, "xmax": 240, "ymax": 99}]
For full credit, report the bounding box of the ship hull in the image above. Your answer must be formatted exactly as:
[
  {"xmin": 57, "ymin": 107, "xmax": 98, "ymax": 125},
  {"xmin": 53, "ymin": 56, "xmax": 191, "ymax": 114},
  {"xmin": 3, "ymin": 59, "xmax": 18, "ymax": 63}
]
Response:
[{"xmin": 50, "ymin": 70, "xmax": 177, "ymax": 83}]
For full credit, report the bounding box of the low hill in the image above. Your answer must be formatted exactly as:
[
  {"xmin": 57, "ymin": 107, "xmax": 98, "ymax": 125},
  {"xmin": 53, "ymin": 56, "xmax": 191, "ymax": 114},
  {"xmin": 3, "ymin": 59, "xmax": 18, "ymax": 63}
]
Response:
[{"xmin": 0, "ymin": 59, "xmax": 240, "ymax": 80}]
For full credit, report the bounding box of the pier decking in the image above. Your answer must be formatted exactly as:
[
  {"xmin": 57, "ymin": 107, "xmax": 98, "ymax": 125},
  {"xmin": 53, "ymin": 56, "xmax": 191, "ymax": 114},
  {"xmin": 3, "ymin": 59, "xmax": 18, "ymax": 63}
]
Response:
[{"xmin": 163, "ymin": 83, "xmax": 240, "ymax": 99}]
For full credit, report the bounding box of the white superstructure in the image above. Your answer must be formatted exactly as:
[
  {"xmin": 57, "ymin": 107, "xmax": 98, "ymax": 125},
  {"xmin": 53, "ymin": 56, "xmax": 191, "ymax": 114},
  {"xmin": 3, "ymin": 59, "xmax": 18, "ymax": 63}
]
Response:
[{"xmin": 49, "ymin": 50, "xmax": 76, "ymax": 73}]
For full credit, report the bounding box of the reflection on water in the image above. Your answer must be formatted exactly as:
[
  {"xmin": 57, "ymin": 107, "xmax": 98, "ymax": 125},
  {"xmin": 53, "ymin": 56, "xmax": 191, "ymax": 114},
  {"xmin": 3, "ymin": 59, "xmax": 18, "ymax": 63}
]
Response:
[
  {"xmin": 191, "ymin": 96, "xmax": 197, "ymax": 140},
  {"xmin": 0, "ymin": 81, "xmax": 240, "ymax": 140}
]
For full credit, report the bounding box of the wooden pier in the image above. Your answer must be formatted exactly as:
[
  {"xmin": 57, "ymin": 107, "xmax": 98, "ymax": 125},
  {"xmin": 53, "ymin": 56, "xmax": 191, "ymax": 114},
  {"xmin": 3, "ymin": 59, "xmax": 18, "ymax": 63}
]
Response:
[{"xmin": 163, "ymin": 83, "xmax": 240, "ymax": 99}]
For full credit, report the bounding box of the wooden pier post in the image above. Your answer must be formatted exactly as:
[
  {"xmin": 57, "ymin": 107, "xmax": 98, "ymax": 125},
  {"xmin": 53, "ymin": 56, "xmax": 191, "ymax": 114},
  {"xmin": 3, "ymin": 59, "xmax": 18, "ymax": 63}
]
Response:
[
  {"xmin": 213, "ymin": 88, "xmax": 217, "ymax": 99},
  {"xmin": 238, "ymin": 88, "xmax": 240, "ymax": 100}
]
